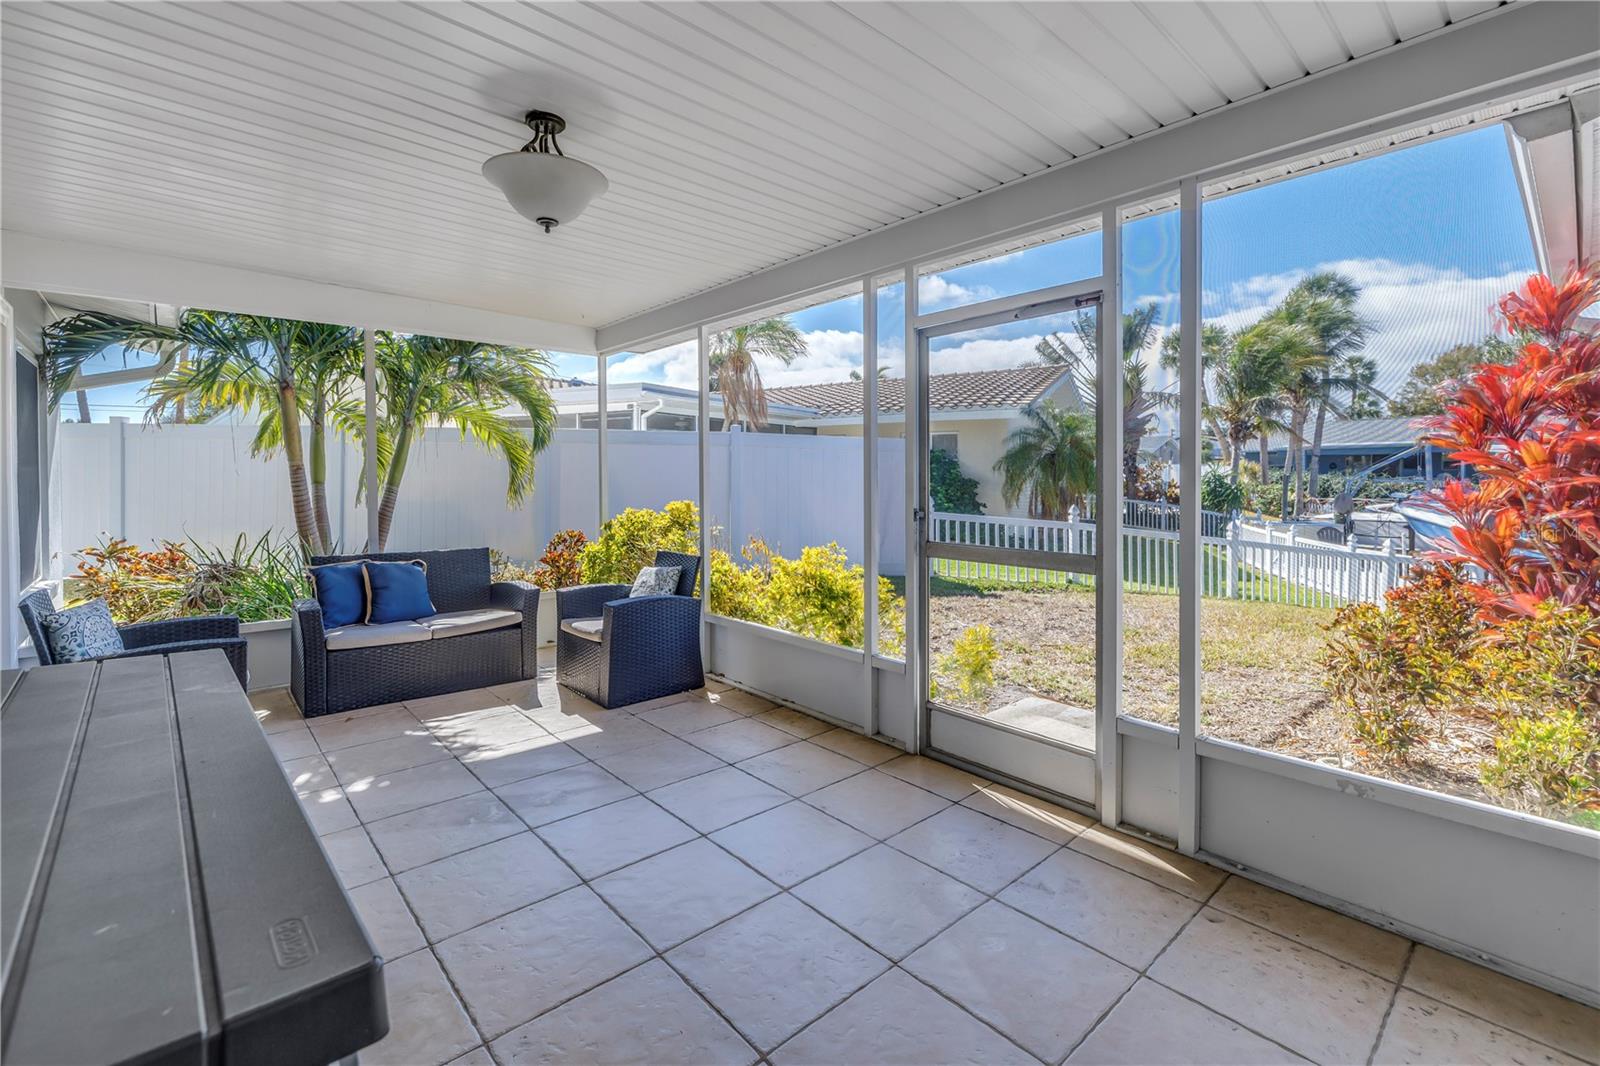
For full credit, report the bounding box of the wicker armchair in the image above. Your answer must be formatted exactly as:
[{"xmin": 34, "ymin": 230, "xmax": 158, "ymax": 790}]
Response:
[
  {"xmin": 291, "ymin": 547, "xmax": 539, "ymax": 717},
  {"xmin": 555, "ymin": 550, "xmax": 704, "ymax": 709},
  {"xmin": 17, "ymin": 588, "xmax": 248, "ymax": 687}
]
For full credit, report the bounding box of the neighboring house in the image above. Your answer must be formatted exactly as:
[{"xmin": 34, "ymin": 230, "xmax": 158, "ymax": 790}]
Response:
[
  {"xmin": 768, "ymin": 365, "xmax": 1083, "ymax": 516},
  {"xmin": 1261, "ymin": 415, "xmax": 1458, "ymax": 480}
]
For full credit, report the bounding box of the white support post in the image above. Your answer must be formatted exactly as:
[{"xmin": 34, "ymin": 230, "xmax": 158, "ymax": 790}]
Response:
[
  {"xmin": 697, "ymin": 326, "xmax": 712, "ymax": 663},
  {"xmin": 1226, "ymin": 518, "xmax": 1240, "ymax": 600},
  {"xmin": 112, "ymin": 416, "xmax": 129, "ymax": 540},
  {"xmin": 1177, "ymin": 177, "xmax": 1202, "ymax": 855},
  {"xmin": 1096, "ymin": 205, "xmax": 1123, "ymax": 829},
  {"xmin": 363, "ymin": 328, "xmax": 379, "ymax": 551},
  {"xmin": 903, "ymin": 264, "xmax": 923, "ymax": 754},
  {"xmin": 596, "ymin": 350, "xmax": 609, "ymax": 532},
  {"xmin": 861, "ymin": 275, "xmax": 880, "ymax": 737},
  {"xmin": 1, "ymin": 299, "xmax": 19, "ymax": 669}
]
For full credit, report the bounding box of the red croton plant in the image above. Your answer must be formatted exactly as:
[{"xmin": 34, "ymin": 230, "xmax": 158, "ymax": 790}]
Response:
[{"xmin": 1423, "ymin": 262, "xmax": 1600, "ymax": 620}]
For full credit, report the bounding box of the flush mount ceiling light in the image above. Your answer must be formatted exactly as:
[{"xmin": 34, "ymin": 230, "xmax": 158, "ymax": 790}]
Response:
[{"xmin": 483, "ymin": 110, "xmax": 608, "ymax": 234}]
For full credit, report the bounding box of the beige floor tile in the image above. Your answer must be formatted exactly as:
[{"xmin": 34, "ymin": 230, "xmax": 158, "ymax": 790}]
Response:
[
  {"xmin": 1373, "ymin": 989, "xmax": 1588, "ymax": 1066},
  {"xmin": 536, "ymin": 794, "xmax": 697, "ymax": 879},
  {"xmin": 435, "ymin": 885, "xmax": 651, "ymax": 1040},
  {"xmin": 593, "ymin": 839, "xmax": 778, "ymax": 949},
  {"xmin": 772, "ymin": 968, "xmax": 1035, "ymax": 1066},
  {"xmin": 809, "ymin": 727, "xmax": 902, "ymax": 767},
  {"xmin": 430, "ymin": 708, "xmax": 549, "ymax": 753},
  {"xmin": 637, "ymin": 698, "xmax": 746, "ymax": 737},
  {"xmin": 999, "ymin": 848, "xmax": 1201, "ymax": 969},
  {"xmin": 1211, "ymin": 876, "xmax": 1410, "ymax": 979},
  {"xmin": 406, "ymin": 687, "xmax": 519, "ymax": 724},
  {"xmin": 266, "ymin": 723, "xmax": 320, "ymax": 761},
  {"xmin": 557, "ymin": 714, "xmax": 675, "ymax": 760},
  {"xmin": 595, "ymin": 735, "xmax": 724, "ymax": 791},
  {"xmin": 457, "ymin": 732, "xmax": 588, "ymax": 789},
  {"xmin": 737, "ymin": 741, "xmax": 865, "ymax": 796},
  {"xmin": 794, "ymin": 845, "xmax": 985, "ymax": 960},
  {"xmin": 490, "ymin": 960, "xmax": 757, "ymax": 1066},
  {"xmin": 806, "ymin": 770, "xmax": 952, "ymax": 840},
  {"xmin": 1149, "ymin": 909, "xmax": 1395, "ymax": 1064},
  {"xmin": 711, "ymin": 801, "xmax": 875, "ymax": 887},
  {"xmin": 1069, "ymin": 825, "xmax": 1226, "ymax": 901},
  {"xmin": 960, "ymin": 782, "xmax": 1092, "ymax": 845},
  {"xmin": 325, "ymin": 732, "xmax": 454, "ymax": 784},
  {"xmin": 398, "ymin": 833, "xmax": 580, "ymax": 941},
  {"xmin": 703, "ymin": 677, "xmax": 732, "ymax": 693},
  {"xmin": 345, "ymin": 758, "xmax": 485, "ymax": 822},
  {"xmin": 281, "ymin": 753, "xmax": 338, "ymax": 796},
  {"xmin": 307, "ymin": 705, "xmax": 423, "ymax": 751},
  {"xmin": 755, "ymin": 706, "xmax": 832, "ymax": 739},
  {"xmin": 667, "ymin": 894, "xmax": 888, "ymax": 1052},
  {"xmin": 685, "ymin": 717, "xmax": 798, "ymax": 762},
  {"xmin": 517, "ymin": 688, "xmax": 610, "ymax": 734},
  {"xmin": 493, "ymin": 762, "xmax": 635, "ymax": 826},
  {"xmin": 1404, "ymin": 946, "xmax": 1600, "ymax": 1062},
  {"xmin": 706, "ymin": 687, "xmax": 777, "ymax": 715},
  {"xmin": 322, "ymin": 826, "xmax": 388, "ymax": 889},
  {"xmin": 648, "ymin": 766, "xmax": 790, "ymax": 833},
  {"xmin": 361, "ymin": 949, "xmax": 480, "ymax": 1066},
  {"xmin": 365, "ymin": 791, "xmax": 525, "ymax": 873},
  {"xmin": 348, "ymin": 877, "xmax": 426, "ymax": 961},
  {"xmin": 612, "ymin": 690, "xmax": 704, "ymax": 715},
  {"xmin": 249, "ymin": 687, "xmax": 305, "ymax": 734},
  {"xmin": 443, "ymin": 1046, "xmax": 495, "ymax": 1066},
  {"xmin": 889, "ymin": 805, "xmax": 1059, "ymax": 894},
  {"xmin": 1066, "ymin": 979, "xmax": 1307, "ymax": 1065},
  {"xmin": 878, "ymin": 754, "xmax": 986, "ymax": 801},
  {"xmin": 298, "ymin": 786, "xmax": 360, "ymax": 836},
  {"xmin": 905, "ymin": 901, "xmax": 1136, "ymax": 1062}
]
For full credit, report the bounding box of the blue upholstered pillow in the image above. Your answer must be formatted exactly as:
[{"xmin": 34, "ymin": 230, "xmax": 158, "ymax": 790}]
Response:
[
  {"xmin": 364, "ymin": 560, "xmax": 435, "ymax": 624},
  {"xmin": 309, "ymin": 561, "xmax": 368, "ymax": 628},
  {"xmin": 40, "ymin": 598, "xmax": 124, "ymax": 663}
]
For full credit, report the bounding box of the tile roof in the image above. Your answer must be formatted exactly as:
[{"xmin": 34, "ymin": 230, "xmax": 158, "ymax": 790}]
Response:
[{"xmin": 766, "ymin": 365, "xmax": 1073, "ymax": 418}]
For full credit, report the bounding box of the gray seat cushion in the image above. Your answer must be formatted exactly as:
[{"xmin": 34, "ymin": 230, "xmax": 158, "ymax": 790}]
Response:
[
  {"xmin": 418, "ymin": 608, "xmax": 522, "ymax": 639},
  {"xmin": 325, "ymin": 620, "xmax": 432, "ymax": 651},
  {"xmin": 560, "ymin": 617, "xmax": 604, "ymax": 643}
]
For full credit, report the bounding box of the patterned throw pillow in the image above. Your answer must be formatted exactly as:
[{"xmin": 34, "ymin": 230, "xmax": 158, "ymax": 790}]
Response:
[
  {"xmin": 40, "ymin": 599, "xmax": 125, "ymax": 664},
  {"xmin": 629, "ymin": 565, "xmax": 683, "ymax": 598}
]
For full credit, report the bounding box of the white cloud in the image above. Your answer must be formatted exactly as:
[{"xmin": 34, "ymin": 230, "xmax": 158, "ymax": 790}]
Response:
[
  {"xmin": 930, "ymin": 334, "xmax": 1056, "ymax": 374},
  {"xmin": 917, "ymin": 274, "xmax": 997, "ymax": 311}
]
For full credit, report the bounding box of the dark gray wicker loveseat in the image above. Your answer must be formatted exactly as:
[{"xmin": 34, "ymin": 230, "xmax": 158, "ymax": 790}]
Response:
[
  {"xmin": 290, "ymin": 547, "xmax": 539, "ymax": 717},
  {"xmin": 556, "ymin": 550, "xmax": 703, "ymax": 709},
  {"xmin": 17, "ymin": 588, "xmax": 249, "ymax": 687}
]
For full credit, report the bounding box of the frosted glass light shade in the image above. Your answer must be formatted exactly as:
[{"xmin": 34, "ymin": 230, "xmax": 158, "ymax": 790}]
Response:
[{"xmin": 483, "ymin": 151, "xmax": 608, "ymax": 232}]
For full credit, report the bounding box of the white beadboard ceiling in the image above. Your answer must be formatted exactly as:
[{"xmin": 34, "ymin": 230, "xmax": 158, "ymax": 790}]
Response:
[{"xmin": 1, "ymin": 0, "xmax": 1510, "ymax": 332}]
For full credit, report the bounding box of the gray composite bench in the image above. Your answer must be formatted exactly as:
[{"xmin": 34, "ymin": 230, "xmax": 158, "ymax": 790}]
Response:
[{"xmin": 1, "ymin": 650, "xmax": 388, "ymax": 1066}]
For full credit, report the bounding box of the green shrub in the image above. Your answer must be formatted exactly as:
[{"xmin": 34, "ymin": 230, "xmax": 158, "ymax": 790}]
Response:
[
  {"xmin": 490, "ymin": 549, "xmax": 539, "ymax": 585},
  {"xmin": 71, "ymin": 535, "xmax": 310, "ymax": 623},
  {"xmin": 1481, "ymin": 709, "xmax": 1599, "ymax": 814},
  {"xmin": 580, "ymin": 500, "xmax": 700, "ymax": 584},
  {"xmin": 934, "ymin": 624, "xmax": 997, "ymax": 704},
  {"xmin": 1200, "ymin": 468, "xmax": 1244, "ymax": 514},
  {"xmin": 531, "ymin": 529, "xmax": 587, "ymax": 590},
  {"xmin": 930, "ymin": 448, "xmax": 983, "ymax": 515}
]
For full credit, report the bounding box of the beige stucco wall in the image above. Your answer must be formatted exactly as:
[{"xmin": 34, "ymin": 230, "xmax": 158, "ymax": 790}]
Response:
[{"xmin": 816, "ymin": 416, "xmax": 1026, "ymax": 517}]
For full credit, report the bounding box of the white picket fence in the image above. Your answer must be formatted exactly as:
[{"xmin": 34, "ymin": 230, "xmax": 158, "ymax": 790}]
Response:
[{"xmin": 930, "ymin": 510, "xmax": 1413, "ymax": 607}]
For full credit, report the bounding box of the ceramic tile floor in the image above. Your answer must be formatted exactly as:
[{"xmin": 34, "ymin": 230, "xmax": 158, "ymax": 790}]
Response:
[{"xmin": 254, "ymin": 655, "xmax": 1599, "ymax": 1066}]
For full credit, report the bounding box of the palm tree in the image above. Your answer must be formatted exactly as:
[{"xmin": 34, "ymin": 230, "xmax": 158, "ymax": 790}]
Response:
[
  {"xmin": 1206, "ymin": 346, "xmax": 1290, "ymax": 484},
  {"xmin": 1277, "ymin": 273, "xmax": 1370, "ymax": 514},
  {"xmin": 1338, "ymin": 354, "xmax": 1383, "ymax": 418},
  {"xmin": 1159, "ymin": 322, "xmax": 1232, "ymax": 460},
  {"xmin": 1230, "ymin": 315, "xmax": 1321, "ymax": 493},
  {"xmin": 993, "ymin": 401, "xmax": 1097, "ymax": 519},
  {"xmin": 1036, "ymin": 303, "xmax": 1171, "ymax": 497},
  {"xmin": 43, "ymin": 309, "xmax": 347, "ymax": 552},
  {"xmin": 372, "ymin": 334, "xmax": 556, "ymax": 549},
  {"xmin": 710, "ymin": 318, "xmax": 807, "ymax": 429}
]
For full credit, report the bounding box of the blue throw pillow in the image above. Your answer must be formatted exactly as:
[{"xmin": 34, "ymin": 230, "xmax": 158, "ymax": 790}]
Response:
[
  {"xmin": 41, "ymin": 598, "xmax": 125, "ymax": 663},
  {"xmin": 364, "ymin": 560, "xmax": 435, "ymax": 624},
  {"xmin": 309, "ymin": 561, "xmax": 368, "ymax": 628}
]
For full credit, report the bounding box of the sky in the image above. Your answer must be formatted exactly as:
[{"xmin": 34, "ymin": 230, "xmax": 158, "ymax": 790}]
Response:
[
  {"xmin": 67, "ymin": 125, "xmax": 1534, "ymax": 420},
  {"xmin": 605, "ymin": 124, "xmax": 1537, "ymax": 406}
]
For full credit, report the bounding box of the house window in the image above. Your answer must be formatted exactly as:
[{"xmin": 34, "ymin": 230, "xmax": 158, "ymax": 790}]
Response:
[{"xmin": 930, "ymin": 432, "xmax": 958, "ymax": 457}]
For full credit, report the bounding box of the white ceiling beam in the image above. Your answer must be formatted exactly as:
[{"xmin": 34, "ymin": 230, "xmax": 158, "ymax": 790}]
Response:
[
  {"xmin": 0, "ymin": 231, "xmax": 599, "ymax": 355},
  {"xmin": 597, "ymin": 1, "xmax": 1600, "ymax": 354}
]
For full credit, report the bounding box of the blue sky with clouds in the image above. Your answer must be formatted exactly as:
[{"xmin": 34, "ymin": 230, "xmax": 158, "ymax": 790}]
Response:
[{"xmin": 71, "ymin": 125, "xmax": 1533, "ymax": 419}]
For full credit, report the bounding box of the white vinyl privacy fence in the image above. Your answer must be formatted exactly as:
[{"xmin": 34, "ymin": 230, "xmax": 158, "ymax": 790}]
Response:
[
  {"xmin": 930, "ymin": 510, "xmax": 1413, "ymax": 606},
  {"xmin": 47, "ymin": 421, "xmax": 906, "ymax": 575}
]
